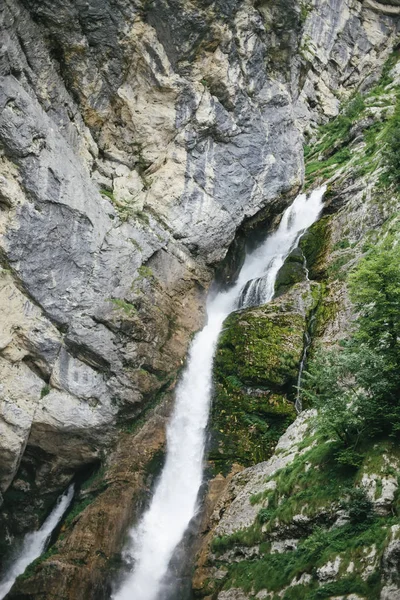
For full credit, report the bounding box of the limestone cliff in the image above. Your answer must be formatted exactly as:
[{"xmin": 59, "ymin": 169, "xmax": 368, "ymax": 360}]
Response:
[
  {"xmin": 193, "ymin": 46, "xmax": 400, "ymax": 600},
  {"xmin": 1, "ymin": 0, "xmax": 400, "ymax": 598}
]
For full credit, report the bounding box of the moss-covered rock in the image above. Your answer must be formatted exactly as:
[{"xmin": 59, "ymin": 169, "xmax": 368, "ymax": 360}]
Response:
[
  {"xmin": 210, "ymin": 289, "xmax": 315, "ymax": 473},
  {"xmin": 216, "ymin": 309, "xmax": 304, "ymax": 388},
  {"xmin": 274, "ymin": 247, "xmax": 306, "ymax": 297},
  {"xmin": 299, "ymin": 215, "xmax": 332, "ymax": 280}
]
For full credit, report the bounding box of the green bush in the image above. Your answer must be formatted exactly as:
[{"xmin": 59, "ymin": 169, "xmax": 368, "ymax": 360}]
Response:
[
  {"xmin": 303, "ymin": 235, "xmax": 400, "ymax": 452},
  {"xmin": 341, "ymin": 488, "xmax": 374, "ymax": 525},
  {"xmin": 384, "ymin": 105, "xmax": 400, "ymax": 184}
]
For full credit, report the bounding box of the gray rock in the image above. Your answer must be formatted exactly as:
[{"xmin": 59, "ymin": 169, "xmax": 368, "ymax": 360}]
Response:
[
  {"xmin": 1, "ymin": 0, "xmax": 400, "ymax": 560},
  {"xmin": 382, "ymin": 526, "xmax": 400, "ymax": 587},
  {"xmin": 213, "ymin": 411, "xmax": 316, "ymax": 537}
]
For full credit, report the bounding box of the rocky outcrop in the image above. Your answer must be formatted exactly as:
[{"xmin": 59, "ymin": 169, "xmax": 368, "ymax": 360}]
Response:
[
  {"xmin": 1, "ymin": 0, "xmax": 400, "ymax": 596},
  {"xmin": 193, "ymin": 410, "xmax": 316, "ymax": 596},
  {"xmin": 209, "ymin": 282, "xmax": 320, "ymax": 472},
  {"xmin": 7, "ymin": 395, "xmax": 173, "ymax": 600},
  {"xmin": 194, "ymin": 47, "xmax": 400, "ymax": 600},
  {"xmin": 194, "ymin": 410, "xmax": 400, "ymax": 599},
  {"xmin": 0, "ymin": 0, "xmax": 307, "ymax": 524}
]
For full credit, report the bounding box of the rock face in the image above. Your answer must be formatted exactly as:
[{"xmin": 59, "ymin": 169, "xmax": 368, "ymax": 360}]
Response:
[
  {"xmin": 194, "ymin": 411, "xmax": 400, "ymax": 599},
  {"xmin": 194, "ymin": 46, "xmax": 400, "ymax": 600},
  {"xmin": 7, "ymin": 395, "xmax": 174, "ymax": 600},
  {"xmin": 1, "ymin": 0, "xmax": 400, "ymax": 596},
  {"xmin": 209, "ymin": 282, "xmax": 319, "ymax": 472}
]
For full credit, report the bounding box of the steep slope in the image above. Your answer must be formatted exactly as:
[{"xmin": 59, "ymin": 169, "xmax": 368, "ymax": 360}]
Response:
[
  {"xmin": 193, "ymin": 53, "xmax": 400, "ymax": 600},
  {"xmin": 0, "ymin": 0, "xmax": 400, "ymax": 597}
]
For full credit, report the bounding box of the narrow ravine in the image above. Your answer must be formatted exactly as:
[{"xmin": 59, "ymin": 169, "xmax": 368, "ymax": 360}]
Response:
[
  {"xmin": 0, "ymin": 485, "xmax": 74, "ymax": 599},
  {"xmin": 113, "ymin": 186, "xmax": 326, "ymax": 600}
]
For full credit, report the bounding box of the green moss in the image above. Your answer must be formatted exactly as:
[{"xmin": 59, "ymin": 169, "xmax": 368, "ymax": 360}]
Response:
[
  {"xmin": 209, "ymin": 304, "xmax": 306, "ymax": 472},
  {"xmin": 108, "ymin": 297, "xmax": 137, "ymax": 316},
  {"xmin": 310, "ymin": 282, "xmax": 338, "ymax": 339},
  {"xmin": 299, "ymin": 216, "xmax": 331, "ymax": 280},
  {"xmin": 274, "ymin": 248, "xmax": 306, "ymax": 297},
  {"xmin": 216, "ymin": 309, "xmax": 304, "ymax": 389}
]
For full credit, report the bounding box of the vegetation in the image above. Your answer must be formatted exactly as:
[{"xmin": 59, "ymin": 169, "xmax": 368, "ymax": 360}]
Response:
[
  {"xmin": 208, "ymin": 221, "xmax": 400, "ymax": 600},
  {"xmin": 299, "ymin": 0, "xmax": 313, "ymax": 24},
  {"xmin": 298, "ymin": 216, "xmax": 331, "ymax": 280},
  {"xmin": 304, "ymin": 51, "xmax": 400, "ymax": 191},
  {"xmin": 137, "ymin": 265, "xmax": 154, "ymax": 279},
  {"xmin": 304, "ymin": 235, "xmax": 400, "ymax": 459},
  {"xmin": 210, "ymin": 303, "xmax": 306, "ymax": 471},
  {"xmin": 100, "ymin": 189, "xmax": 136, "ymax": 221},
  {"xmin": 221, "ymin": 518, "xmax": 387, "ymax": 599},
  {"xmin": 40, "ymin": 384, "xmax": 50, "ymax": 398},
  {"xmin": 108, "ymin": 297, "xmax": 137, "ymax": 316},
  {"xmin": 385, "ymin": 107, "xmax": 400, "ymax": 184},
  {"xmin": 63, "ymin": 497, "xmax": 94, "ymax": 529}
]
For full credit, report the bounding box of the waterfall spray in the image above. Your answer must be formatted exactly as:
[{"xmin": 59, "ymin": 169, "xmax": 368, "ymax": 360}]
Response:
[
  {"xmin": 0, "ymin": 485, "xmax": 74, "ymax": 599},
  {"xmin": 113, "ymin": 186, "xmax": 326, "ymax": 600}
]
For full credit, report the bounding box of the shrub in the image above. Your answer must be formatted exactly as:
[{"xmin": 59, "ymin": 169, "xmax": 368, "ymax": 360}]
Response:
[
  {"xmin": 341, "ymin": 488, "xmax": 374, "ymax": 525},
  {"xmin": 303, "ymin": 236, "xmax": 400, "ymax": 453}
]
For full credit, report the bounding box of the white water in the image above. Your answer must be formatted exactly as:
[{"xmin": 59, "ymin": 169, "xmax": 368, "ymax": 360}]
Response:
[
  {"xmin": 295, "ymin": 314, "xmax": 315, "ymax": 414},
  {"xmin": 113, "ymin": 186, "xmax": 326, "ymax": 600},
  {"xmin": 0, "ymin": 485, "xmax": 74, "ymax": 599}
]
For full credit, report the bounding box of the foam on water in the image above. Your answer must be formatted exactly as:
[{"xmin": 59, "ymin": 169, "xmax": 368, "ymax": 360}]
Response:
[
  {"xmin": 0, "ymin": 485, "xmax": 74, "ymax": 599},
  {"xmin": 113, "ymin": 186, "xmax": 326, "ymax": 600}
]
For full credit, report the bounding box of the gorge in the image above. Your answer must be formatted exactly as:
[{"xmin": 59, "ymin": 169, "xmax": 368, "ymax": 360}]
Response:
[
  {"xmin": 1, "ymin": 0, "xmax": 400, "ymax": 599},
  {"xmin": 112, "ymin": 187, "xmax": 326, "ymax": 600}
]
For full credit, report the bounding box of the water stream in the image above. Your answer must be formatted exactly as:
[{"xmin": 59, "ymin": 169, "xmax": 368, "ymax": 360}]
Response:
[
  {"xmin": 295, "ymin": 314, "xmax": 315, "ymax": 414},
  {"xmin": 112, "ymin": 185, "xmax": 326, "ymax": 600},
  {"xmin": 0, "ymin": 485, "xmax": 74, "ymax": 599}
]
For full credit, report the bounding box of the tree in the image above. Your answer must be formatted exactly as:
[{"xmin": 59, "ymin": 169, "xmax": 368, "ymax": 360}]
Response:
[
  {"xmin": 303, "ymin": 348, "xmax": 367, "ymax": 447},
  {"xmin": 303, "ymin": 236, "xmax": 400, "ymax": 452},
  {"xmin": 349, "ymin": 236, "xmax": 400, "ymax": 364}
]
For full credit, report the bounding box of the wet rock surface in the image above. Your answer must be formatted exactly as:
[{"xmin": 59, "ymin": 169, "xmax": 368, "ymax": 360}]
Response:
[
  {"xmin": 209, "ymin": 282, "xmax": 318, "ymax": 472},
  {"xmin": 1, "ymin": 0, "xmax": 400, "ymax": 596}
]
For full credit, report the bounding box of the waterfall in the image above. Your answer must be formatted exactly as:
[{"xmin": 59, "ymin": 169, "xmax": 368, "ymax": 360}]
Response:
[
  {"xmin": 294, "ymin": 248, "xmax": 313, "ymax": 414},
  {"xmin": 0, "ymin": 485, "xmax": 74, "ymax": 599},
  {"xmin": 295, "ymin": 315, "xmax": 315, "ymax": 414},
  {"xmin": 113, "ymin": 185, "xmax": 326, "ymax": 600}
]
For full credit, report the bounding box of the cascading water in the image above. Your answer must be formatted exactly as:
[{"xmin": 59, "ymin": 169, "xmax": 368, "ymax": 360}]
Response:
[
  {"xmin": 113, "ymin": 185, "xmax": 326, "ymax": 600},
  {"xmin": 295, "ymin": 314, "xmax": 315, "ymax": 414},
  {"xmin": 294, "ymin": 247, "xmax": 315, "ymax": 414},
  {"xmin": 0, "ymin": 485, "xmax": 74, "ymax": 599}
]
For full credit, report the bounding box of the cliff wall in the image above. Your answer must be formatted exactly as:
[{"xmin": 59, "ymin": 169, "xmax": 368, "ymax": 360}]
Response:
[{"xmin": 1, "ymin": 0, "xmax": 400, "ymax": 597}]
